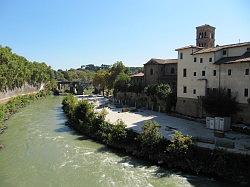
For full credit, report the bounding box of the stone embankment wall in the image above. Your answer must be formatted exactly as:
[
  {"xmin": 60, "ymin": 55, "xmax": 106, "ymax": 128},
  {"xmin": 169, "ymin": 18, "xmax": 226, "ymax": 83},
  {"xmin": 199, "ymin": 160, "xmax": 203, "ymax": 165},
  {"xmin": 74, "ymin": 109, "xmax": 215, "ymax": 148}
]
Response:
[
  {"xmin": 0, "ymin": 84, "xmax": 44, "ymax": 103},
  {"xmin": 115, "ymin": 92, "xmax": 172, "ymax": 112}
]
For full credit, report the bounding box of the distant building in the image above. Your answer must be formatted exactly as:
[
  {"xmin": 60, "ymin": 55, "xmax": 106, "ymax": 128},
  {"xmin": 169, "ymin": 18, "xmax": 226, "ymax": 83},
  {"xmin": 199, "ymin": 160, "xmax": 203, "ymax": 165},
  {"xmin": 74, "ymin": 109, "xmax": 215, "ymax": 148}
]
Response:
[
  {"xmin": 175, "ymin": 24, "xmax": 250, "ymax": 123},
  {"xmin": 130, "ymin": 72, "xmax": 144, "ymax": 86},
  {"xmin": 143, "ymin": 58, "xmax": 178, "ymax": 90}
]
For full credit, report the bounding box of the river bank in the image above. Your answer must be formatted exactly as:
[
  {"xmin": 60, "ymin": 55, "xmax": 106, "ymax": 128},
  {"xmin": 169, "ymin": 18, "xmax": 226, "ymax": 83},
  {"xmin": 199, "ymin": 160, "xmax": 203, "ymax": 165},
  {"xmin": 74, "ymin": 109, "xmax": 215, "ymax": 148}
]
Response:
[
  {"xmin": 0, "ymin": 91, "xmax": 50, "ymax": 140},
  {"xmin": 1, "ymin": 96, "xmax": 236, "ymax": 187},
  {"xmin": 62, "ymin": 95, "xmax": 250, "ymax": 185}
]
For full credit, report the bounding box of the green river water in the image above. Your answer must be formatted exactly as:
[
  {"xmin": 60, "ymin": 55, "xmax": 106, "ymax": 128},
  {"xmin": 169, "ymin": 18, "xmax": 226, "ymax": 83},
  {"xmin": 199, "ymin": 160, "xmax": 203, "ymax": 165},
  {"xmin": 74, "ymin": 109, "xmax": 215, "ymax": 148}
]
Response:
[{"xmin": 0, "ymin": 97, "xmax": 236, "ymax": 187}]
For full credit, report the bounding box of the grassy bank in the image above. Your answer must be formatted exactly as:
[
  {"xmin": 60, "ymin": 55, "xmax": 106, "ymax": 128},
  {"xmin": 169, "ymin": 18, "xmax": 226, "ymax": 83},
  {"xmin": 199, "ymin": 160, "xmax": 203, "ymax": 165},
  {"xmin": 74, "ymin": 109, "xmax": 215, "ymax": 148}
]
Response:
[
  {"xmin": 0, "ymin": 91, "xmax": 50, "ymax": 133},
  {"xmin": 62, "ymin": 95, "xmax": 250, "ymax": 185}
]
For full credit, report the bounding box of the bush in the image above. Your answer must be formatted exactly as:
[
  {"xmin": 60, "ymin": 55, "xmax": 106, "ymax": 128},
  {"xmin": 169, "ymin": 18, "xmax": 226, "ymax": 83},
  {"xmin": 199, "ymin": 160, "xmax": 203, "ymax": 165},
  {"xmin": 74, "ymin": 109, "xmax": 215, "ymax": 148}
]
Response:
[
  {"xmin": 167, "ymin": 131, "xmax": 192, "ymax": 154},
  {"xmin": 202, "ymin": 89, "xmax": 240, "ymax": 116},
  {"xmin": 0, "ymin": 91, "xmax": 49, "ymax": 131},
  {"xmin": 62, "ymin": 95, "xmax": 78, "ymax": 119},
  {"xmin": 138, "ymin": 120, "xmax": 163, "ymax": 151},
  {"xmin": 97, "ymin": 108, "xmax": 109, "ymax": 120}
]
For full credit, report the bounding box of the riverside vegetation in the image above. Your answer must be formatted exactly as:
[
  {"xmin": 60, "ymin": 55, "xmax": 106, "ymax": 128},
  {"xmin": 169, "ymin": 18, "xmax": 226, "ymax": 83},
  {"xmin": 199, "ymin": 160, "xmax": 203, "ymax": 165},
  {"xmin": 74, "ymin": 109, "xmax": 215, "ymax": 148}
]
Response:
[
  {"xmin": 0, "ymin": 45, "xmax": 56, "ymax": 136},
  {"xmin": 62, "ymin": 95, "xmax": 250, "ymax": 185},
  {"xmin": 0, "ymin": 91, "xmax": 50, "ymax": 133}
]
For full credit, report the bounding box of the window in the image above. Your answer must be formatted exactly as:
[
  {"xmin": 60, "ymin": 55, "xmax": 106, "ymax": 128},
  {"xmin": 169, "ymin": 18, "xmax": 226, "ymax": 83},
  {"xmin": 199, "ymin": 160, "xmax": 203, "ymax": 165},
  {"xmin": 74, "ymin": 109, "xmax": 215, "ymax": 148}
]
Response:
[
  {"xmin": 204, "ymin": 32, "xmax": 207, "ymax": 37},
  {"xmin": 228, "ymin": 69, "xmax": 232, "ymax": 76},
  {"xmin": 161, "ymin": 67, "xmax": 163, "ymax": 72},
  {"xmin": 213, "ymin": 70, "xmax": 216, "ymax": 76},
  {"xmin": 150, "ymin": 69, "xmax": 153, "ymax": 75},
  {"xmin": 183, "ymin": 69, "xmax": 187, "ymax": 77},
  {"xmin": 209, "ymin": 57, "xmax": 212, "ymax": 62},
  {"xmin": 194, "ymin": 72, "xmax": 197, "ymax": 76},
  {"xmin": 171, "ymin": 67, "xmax": 175, "ymax": 74},
  {"xmin": 183, "ymin": 86, "xmax": 187, "ymax": 93},
  {"xmin": 194, "ymin": 57, "xmax": 197, "ymax": 62},
  {"xmin": 180, "ymin": 52, "xmax": 183, "ymax": 59},
  {"xmin": 245, "ymin": 69, "xmax": 249, "ymax": 75},
  {"xmin": 207, "ymin": 88, "xmax": 210, "ymax": 94},
  {"xmin": 200, "ymin": 58, "xmax": 203, "ymax": 63},
  {"xmin": 227, "ymin": 89, "xmax": 231, "ymax": 96},
  {"xmin": 202, "ymin": 70, "xmax": 206, "ymax": 76},
  {"xmin": 244, "ymin": 89, "xmax": 249, "ymax": 97},
  {"xmin": 223, "ymin": 50, "xmax": 227, "ymax": 55},
  {"xmin": 193, "ymin": 89, "xmax": 196, "ymax": 94}
]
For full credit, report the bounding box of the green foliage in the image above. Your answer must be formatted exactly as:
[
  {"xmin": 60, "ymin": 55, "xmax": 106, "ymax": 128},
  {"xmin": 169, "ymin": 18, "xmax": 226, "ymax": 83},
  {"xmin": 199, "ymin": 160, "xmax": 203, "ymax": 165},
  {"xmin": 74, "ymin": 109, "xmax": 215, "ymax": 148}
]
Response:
[
  {"xmin": 202, "ymin": 89, "xmax": 240, "ymax": 116},
  {"xmin": 145, "ymin": 84, "xmax": 176, "ymax": 111},
  {"xmin": 93, "ymin": 70, "xmax": 109, "ymax": 95},
  {"xmin": 113, "ymin": 72, "xmax": 131, "ymax": 92},
  {"xmin": 138, "ymin": 120, "xmax": 163, "ymax": 150},
  {"xmin": 108, "ymin": 61, "xmax": 128, "ymax": 89},
  {"xmin": 0, "ymin": 46, "xmax": 54, "ymax": 91},
  {"xmin": 62, "ymin": 95, "xmax": 78, "ymax": 120},
  {"xmin": 74, "ymin": 100, "xmax": 95, "ymax": 123},
  {"xmin": 55, "ymin": 69, "xmax": 95, "ymax": 82},
  {"xmin": 97, "ymin": 108, "xmax": 109, "ymax": 120},
  {"xmin": 0, "ymin": 92, "xmax": 49, "ymax": 129},
  {"xmin": 167, "ymin": 131, "xmax": 192, "ymax": 154}
]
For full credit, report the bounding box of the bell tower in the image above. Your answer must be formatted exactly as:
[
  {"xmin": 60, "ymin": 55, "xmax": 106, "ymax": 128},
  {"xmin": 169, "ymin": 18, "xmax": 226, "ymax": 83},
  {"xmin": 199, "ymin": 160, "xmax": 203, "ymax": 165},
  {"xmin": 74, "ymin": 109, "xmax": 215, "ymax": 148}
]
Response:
[{"xmin": 196, "ymin": 24, "xmax": 215, "ymax": 48}]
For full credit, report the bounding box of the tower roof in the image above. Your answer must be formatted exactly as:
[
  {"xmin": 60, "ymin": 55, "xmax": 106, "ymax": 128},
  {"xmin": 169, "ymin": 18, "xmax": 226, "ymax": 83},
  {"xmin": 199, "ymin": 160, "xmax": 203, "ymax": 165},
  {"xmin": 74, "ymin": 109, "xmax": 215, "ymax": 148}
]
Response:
[{"xmin": 196, "ymin": 24, "xmax": 215, "ymax": 29}]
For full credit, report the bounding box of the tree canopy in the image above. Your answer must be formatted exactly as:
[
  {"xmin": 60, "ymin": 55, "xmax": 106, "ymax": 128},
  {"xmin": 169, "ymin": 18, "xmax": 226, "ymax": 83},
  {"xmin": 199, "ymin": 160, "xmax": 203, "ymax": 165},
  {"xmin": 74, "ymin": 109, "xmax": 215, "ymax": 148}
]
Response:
[{"xmin": 0, "ymin": 46, "xmax": 54, "ymax": 91}]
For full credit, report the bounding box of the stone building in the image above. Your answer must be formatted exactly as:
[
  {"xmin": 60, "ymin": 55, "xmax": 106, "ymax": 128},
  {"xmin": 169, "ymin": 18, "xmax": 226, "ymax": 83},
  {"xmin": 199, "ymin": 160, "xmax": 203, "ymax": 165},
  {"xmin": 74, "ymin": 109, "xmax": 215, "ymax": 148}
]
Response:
[
  {"xmin": 130, "ymin": 72, "xmax": 144, "ymax": 86},
  {"xmin": 143, "ymin": 58, "xmax": 178, "ymax": 90},
  {"xmin": 175, "ymin": 24, "xmax": 250, "ymax": 123}
]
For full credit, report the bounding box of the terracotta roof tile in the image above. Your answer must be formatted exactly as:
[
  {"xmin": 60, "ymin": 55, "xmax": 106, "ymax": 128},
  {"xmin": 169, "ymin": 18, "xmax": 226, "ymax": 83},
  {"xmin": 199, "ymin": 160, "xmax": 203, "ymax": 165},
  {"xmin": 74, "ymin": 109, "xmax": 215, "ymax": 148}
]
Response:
[
  {"xmin": 215, "ymin": 51, "xmax": 250, "ymax": 64},
  {"xmin": 130, "ymin": 72, "xmax": 144, "ymax": 77},
  {"xmin": 193, "ymin": 42, "xmax": 250, "ymax": 54},
  {"xmin": 145, "ymin": 58, "xmax": 178, "ymax": 65}
]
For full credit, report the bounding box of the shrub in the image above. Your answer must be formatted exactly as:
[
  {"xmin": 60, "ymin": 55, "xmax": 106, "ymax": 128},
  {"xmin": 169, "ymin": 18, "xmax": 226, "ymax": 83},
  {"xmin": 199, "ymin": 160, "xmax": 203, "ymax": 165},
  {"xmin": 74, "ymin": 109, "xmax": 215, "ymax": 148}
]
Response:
[
  {"xmin": 202, "ymin": 89, "xmax": 240, "ymax": 116},
  {"xmin": 62, "ymin": 95, "xmax": 78, "ymax": 119},
  {"xmin": 97, "ymin": 108, "xmax": 109, "ymax": 120},
  {"xmin": 167, "ymin": 131, "xmax": 192, "ymax": 154},
  {"xmin": 138, "ymin": 120, "xmax": 163, "ymax": 151},
  {"xmin": 110, "ymin": 120, "xmax": 127, "ymax": 142}
]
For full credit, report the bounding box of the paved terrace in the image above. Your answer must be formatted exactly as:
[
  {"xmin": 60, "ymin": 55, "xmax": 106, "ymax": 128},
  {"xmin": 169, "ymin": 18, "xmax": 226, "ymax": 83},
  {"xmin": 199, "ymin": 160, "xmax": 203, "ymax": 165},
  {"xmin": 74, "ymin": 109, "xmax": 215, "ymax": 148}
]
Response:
[{"xmin": 78, "ymin": 95, "xmax": 250, "ymax": 155}]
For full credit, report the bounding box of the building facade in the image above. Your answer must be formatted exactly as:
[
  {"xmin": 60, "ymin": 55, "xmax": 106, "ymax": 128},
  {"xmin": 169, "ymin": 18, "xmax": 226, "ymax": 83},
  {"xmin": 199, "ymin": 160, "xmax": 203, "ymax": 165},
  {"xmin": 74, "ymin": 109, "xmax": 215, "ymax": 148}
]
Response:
[
  {"xmin": 143, "ymin": 58, "xmax": 178, "ymax": 90},
  {"xmin": 175, "ymin": 24, "xmax": 250, "ymax": 123}
]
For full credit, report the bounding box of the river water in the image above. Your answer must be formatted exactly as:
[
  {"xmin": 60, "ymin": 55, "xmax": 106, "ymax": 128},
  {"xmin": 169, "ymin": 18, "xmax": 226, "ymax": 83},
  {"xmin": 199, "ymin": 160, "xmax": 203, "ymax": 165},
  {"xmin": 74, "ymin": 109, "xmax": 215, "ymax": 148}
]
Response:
[{"xmin": 0, "ymin": 97, "xmax": 236, "ymax": 187}]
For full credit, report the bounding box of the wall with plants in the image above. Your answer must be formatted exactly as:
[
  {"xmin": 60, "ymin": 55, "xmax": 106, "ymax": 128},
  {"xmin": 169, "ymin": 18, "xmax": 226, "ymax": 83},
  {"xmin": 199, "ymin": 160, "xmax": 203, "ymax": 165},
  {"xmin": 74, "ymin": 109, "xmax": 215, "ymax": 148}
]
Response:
[{"xmin": 0, "ymin": 46, "xmax": 55, "ymax": 93}]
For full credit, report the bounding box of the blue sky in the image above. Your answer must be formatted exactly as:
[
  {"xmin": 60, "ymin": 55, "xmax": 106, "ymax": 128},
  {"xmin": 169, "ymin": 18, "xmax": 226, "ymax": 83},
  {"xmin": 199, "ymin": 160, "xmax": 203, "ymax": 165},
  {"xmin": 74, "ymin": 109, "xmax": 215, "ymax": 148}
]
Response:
[{"xmin": 0, "ymin": 0, "xmax": 249, "ymax": 70}]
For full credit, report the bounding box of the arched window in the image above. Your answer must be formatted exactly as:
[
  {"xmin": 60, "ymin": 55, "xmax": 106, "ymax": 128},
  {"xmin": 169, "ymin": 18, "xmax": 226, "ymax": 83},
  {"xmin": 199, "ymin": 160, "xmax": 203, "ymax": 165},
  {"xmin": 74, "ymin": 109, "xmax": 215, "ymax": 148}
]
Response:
[{"xmin": 150, "ymin": 68, "xmax": 153, "ymax": 75}]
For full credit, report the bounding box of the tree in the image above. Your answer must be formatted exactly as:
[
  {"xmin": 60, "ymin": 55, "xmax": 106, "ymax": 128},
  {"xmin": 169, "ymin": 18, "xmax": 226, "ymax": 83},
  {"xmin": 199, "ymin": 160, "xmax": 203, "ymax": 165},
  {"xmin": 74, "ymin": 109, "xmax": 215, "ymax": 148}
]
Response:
[
  {"xmin": 107, "ymin": 61, "xmax": 128, "ymax": 89},
  {"xmin": 113, "ymin": 72, "xmax": 131, "ymax": 93},
  {"xmin": 93, "ymin": 70, "xmax": 109, "ymax": 95},
  {"xmin": 202, "ymin": 89, "xmax": 240, "ymax": 116},
  {"xmin": 0, "ymin": 46, "xmax": 54, "ymax": 91}
]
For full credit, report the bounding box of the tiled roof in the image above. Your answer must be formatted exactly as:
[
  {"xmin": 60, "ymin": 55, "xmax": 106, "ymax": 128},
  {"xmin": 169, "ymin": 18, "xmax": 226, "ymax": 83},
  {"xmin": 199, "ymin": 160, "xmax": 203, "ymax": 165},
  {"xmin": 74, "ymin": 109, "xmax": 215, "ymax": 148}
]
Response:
[
  {"xmin": 196, "ymin": 24, "xmax": 215, "ymax": 29},
  {"xmin": 215, "ymin": 51, "xmax": 250, "ymax": 64},
  {"xmin": 145, "ymin": 58, "xmax": 178, "ymax": 65},
  {"xmin": 193, "ymin": 42, "xmax": 250, "ymax": 54},
  {"xmin": 175, "ymin": 45, "xmax": 203, "ymax": 51},
  {"xmin": 130, "ymin": 72, "xmax": 144, "ymax": 77}
]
